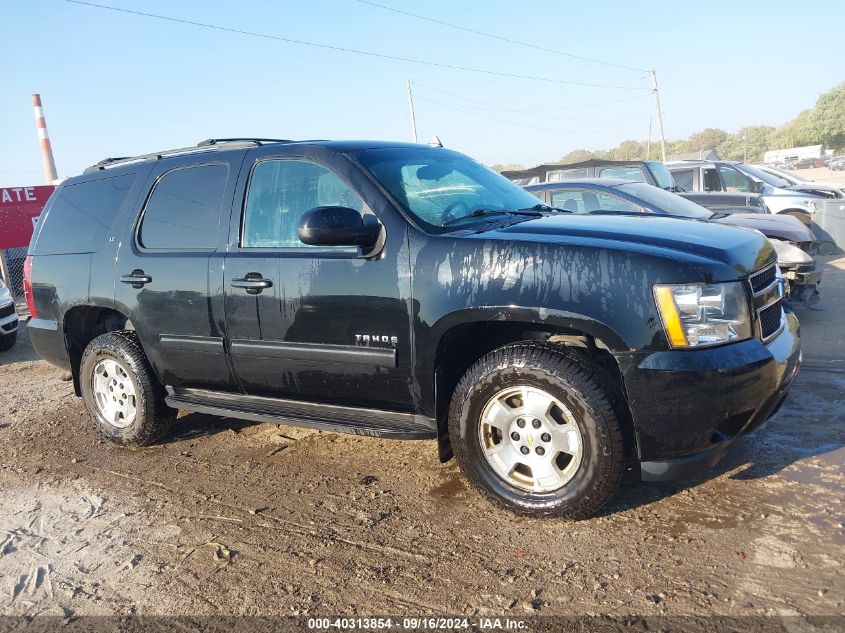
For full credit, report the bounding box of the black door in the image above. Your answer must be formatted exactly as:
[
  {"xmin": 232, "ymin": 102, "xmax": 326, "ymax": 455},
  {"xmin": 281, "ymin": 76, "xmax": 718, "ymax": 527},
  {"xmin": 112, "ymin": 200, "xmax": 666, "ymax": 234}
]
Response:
[
  {"xmin": 115, "ymin": 156, "xmax": 241, "ymax": 390},
  {"xmin": 224, "ymin": 148, "xmax": 415, "ymax": 412}
]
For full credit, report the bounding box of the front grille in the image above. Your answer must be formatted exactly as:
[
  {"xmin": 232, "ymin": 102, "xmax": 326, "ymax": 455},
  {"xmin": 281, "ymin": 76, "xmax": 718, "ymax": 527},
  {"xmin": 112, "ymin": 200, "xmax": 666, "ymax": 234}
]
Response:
[
  {"xmin": 748, "ymin": 263, "xmax": 784, "ymax": 343},
  {"xmin": 759, "ymin": 301, "xmax": 783, "ymax": 340},
  {"xmin": 749, "ymin": 265, "xmax": 776, "ymax": 292},
  {"xmin": 0, "ymin": 303, "xmax": 16, "ymax": 319}
]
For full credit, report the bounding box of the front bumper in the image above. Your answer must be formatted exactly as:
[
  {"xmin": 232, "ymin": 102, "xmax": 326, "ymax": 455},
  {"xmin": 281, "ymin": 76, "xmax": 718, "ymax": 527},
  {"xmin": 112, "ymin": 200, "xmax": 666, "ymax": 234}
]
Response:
[
  {"xmin": 0, "ymin": 301, "xmax": 18, "ymax": 335},
  {"xmin": 615, "ymin": 310, "xmax": 801, "ymax": 480},
  {"xmin": 783, "ymin": 266, "xmax": 822, "ymax": 286}
]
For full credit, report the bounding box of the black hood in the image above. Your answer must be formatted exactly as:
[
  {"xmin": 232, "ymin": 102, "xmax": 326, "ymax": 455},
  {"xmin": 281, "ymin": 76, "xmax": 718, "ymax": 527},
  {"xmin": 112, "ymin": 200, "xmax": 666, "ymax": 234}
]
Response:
[
  {"xmin": 713, "ymin": 212, "xmax": 815, "ymax": 243},
  {"xmin": 475, "ymin": 213, "xmax": 775, "ymax": 280}
]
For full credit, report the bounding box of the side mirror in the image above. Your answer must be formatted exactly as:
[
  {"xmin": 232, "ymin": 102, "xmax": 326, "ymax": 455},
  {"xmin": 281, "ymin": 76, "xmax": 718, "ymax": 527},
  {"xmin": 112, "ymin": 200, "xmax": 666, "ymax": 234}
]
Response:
[
  {"xmin": 298, "ymin": 206, "xmax": 381, "ymax": 249},
  {"xmin": 753, "ymin": 180, "xmax": 766, "ymax": 194}
]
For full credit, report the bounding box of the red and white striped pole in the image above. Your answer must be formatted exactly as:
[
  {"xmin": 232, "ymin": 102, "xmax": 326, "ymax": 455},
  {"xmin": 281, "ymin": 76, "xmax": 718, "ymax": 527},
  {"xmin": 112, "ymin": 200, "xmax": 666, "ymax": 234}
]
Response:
[{"xmin": 32, "ymin": 94, "xmax": 58, "ymax": 184}]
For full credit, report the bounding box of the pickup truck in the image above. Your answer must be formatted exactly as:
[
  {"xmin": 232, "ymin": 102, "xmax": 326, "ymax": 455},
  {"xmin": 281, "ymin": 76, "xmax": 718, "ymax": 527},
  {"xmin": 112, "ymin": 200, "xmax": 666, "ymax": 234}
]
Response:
[{"xmin": 25, "ymin": 139, "xmax": 801, "ymax": 518}]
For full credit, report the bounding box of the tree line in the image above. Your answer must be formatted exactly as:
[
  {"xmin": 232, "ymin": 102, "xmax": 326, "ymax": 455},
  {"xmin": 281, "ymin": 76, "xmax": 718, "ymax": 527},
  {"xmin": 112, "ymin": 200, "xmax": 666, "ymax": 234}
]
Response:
[{"xmin": 493, "ymin": 82, "xmax": 845, "ymax": 171}]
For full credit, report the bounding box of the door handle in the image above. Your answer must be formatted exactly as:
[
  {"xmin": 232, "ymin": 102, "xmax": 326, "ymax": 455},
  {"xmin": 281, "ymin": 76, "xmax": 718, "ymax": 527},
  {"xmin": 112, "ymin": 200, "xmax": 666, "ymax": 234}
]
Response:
[
  {"xmin": 232, "ymin": 274, "xmax": 273, "ymax": 295},
  {"xmin": 120, "ymin": 270, "xmax": 152, "ymax": 289}
]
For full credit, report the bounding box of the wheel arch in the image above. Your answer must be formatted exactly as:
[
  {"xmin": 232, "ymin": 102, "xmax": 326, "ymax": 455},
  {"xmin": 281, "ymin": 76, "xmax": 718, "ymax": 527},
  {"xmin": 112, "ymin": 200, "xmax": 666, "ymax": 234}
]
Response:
[
  {"xmin": 430, "ymin": 315, "xmax": 634, "ymax": 464},
  {"xmin": 63, "ymin": 304, "xmax": 136, "ymax": 396}
]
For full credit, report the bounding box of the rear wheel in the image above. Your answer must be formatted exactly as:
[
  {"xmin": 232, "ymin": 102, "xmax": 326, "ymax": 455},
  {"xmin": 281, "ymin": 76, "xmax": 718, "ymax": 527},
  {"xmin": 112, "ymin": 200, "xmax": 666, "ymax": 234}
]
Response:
[
  {"xmin": 80, "ymin": 331, "xmax": 176, "ymax": 446},
  {"xmin": 448, "ymin": 343, "xmax": 625, "ymax": 519}
]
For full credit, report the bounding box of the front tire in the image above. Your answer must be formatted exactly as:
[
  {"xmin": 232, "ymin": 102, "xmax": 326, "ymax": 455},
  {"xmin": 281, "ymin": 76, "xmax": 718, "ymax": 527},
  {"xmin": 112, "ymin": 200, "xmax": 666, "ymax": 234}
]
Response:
[
  {"xmin": 448, "ymin": 343, "xmax": 625, "ymax": 519},
  {"xmin": 80, "ymin": 331, "xmax": 176, "ymax": 446},
  {"xmin": 0, "ymin": 330, "xmax": 17, "ymax": 352}
]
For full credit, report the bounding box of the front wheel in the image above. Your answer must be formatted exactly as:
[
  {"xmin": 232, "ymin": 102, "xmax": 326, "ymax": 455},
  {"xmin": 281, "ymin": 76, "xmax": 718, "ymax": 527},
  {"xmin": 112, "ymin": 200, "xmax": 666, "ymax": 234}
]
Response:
[
  {"xmin": 79, "ymin": 331, "xmax": 176, "ymax": 446},
  {"xmin": 448, "ymin": 343, "xmax": 625, "ymax": 519},
  {"xmin": 0, "ymin": 330, "xmax": 17, "ymax": 352}
]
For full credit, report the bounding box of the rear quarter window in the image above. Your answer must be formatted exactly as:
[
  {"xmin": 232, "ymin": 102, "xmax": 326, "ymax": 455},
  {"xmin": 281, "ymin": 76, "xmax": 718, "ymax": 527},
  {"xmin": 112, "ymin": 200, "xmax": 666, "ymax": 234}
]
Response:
[
  {"xmin": 138, "ymin": 164, "xmax": 228, "ymax": 250},
  {"xmin": 32, "ymin": 173, "xmax": 136, "ymax": 255}
]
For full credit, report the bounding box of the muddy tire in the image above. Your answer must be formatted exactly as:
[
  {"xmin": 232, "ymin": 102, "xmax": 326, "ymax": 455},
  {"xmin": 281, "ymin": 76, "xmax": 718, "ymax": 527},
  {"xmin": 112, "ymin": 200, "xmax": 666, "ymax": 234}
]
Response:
[
  {"xmin": 0, "ymin": 330, "xmax": 17, "ymax": 352},
  {"xmin": 448, "ymin": 343, "xmax": 625, "ymax": 519},
  {"xmin": 79, "ymin": 331, "xmax": 176, "ymax": 446}
]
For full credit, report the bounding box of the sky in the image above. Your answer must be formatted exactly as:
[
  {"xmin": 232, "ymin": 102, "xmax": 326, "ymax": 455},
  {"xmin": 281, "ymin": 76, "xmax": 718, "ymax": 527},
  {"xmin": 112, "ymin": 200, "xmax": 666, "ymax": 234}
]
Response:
[{"xmin": 2, "ymin": 0, "xmax": 844, "ymax": 187}]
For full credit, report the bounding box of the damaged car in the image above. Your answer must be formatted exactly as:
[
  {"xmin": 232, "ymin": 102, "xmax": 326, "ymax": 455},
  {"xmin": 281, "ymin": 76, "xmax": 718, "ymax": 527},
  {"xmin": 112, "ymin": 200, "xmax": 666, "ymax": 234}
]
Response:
[
  {"xmin": 526, "ymin": 178, "xmax": 823, "ymax": 308},
  {"xmin": 27, "ymin": 139, "xmax": 801, "ymax": 518}
]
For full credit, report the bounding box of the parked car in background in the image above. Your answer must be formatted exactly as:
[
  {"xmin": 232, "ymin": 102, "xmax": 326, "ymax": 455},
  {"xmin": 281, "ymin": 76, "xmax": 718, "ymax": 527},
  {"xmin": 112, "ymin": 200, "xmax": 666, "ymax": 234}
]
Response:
[
  {"xmin": 752, "ymin": 164, "xmax": 845, "ymax": 199},
  {"xmin": 526, "ymin": 178, "xmax": 823, "ymax": 308},
  {"xmin": 665, "ymin": 160, "xmax": 826, "ymax": 225},
  {"xmin": 829, "ymin": 156, "xmax": 845, "ymax": 171},
  {"xmin": 503, "ymin": 159, "xmax": 767, "ymax": 213},
  {"xmin": 788, "ymin": 158, "xmax": 823, "ymax": 169},
  {"xmin": 25, "ymin": 138, "xmax": 802, "ymax": 518},
  {"xmin": 501, "ymin": 159, "xmax": 677, "ymax": 190},
  {"xmin": 0, "ymin": 277, "xmax": 19, "ymax": 351}
]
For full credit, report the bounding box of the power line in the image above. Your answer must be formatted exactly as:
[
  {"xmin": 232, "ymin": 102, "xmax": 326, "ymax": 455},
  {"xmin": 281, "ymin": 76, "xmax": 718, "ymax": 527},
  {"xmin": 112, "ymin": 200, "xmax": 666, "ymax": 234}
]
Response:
[
  {"xmin": 353, "ymin": 0, "xmax": 650, "ymax": 74},
  {"xmin": 62, "ymin": 0, "xmax": 650, "ymax": 91},
  {"xmin": 412, "ymin": 82, "xmax": 651, "ymax": 119},
  {"xmin": 414, "ymin": 96, "xmax": 641, "ymax": 135}
]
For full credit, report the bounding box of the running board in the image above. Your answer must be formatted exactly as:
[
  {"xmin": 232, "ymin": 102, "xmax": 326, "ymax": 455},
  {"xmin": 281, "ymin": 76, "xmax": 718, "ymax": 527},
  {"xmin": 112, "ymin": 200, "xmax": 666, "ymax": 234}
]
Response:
[{"xmin": 165, "ymin": 387, "xmax": 436, "ymax": 440}]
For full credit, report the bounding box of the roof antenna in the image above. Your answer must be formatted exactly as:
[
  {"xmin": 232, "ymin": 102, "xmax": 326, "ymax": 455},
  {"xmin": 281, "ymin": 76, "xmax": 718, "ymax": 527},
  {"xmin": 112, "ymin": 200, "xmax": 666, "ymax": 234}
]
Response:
[{"xmin": 428, "ymin": 135, "xmax": 443, "ymax": 148}]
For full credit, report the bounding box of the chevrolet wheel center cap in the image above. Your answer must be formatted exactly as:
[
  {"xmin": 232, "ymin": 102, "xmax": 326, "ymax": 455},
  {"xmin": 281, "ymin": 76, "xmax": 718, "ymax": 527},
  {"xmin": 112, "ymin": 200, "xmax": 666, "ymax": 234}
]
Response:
[{"xmin": 526, "ymin": 434, "xmax": 533, "ymax": 446}]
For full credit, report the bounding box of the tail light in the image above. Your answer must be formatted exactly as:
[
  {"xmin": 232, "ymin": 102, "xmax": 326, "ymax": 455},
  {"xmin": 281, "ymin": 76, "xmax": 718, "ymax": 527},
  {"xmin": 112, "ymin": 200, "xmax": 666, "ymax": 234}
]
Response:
[{"xmin": 23, "ymin": 255, "xmax": 37, "ymax": 318}]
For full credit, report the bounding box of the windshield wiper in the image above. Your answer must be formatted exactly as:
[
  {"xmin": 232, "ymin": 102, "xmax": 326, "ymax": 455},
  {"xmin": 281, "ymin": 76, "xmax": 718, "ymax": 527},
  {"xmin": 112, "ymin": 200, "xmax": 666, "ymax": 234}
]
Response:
[
  {"xmin": 442, "ymin": 208, "xmax": 543, "ymax": 227},
  {"xmin": 520, "ymin": 203, "xmax": 572, "ymax": 213}
]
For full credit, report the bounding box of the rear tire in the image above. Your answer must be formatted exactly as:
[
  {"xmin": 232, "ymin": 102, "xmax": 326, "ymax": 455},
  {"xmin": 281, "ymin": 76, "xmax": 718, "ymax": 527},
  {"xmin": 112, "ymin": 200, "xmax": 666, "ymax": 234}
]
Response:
[
  {"xmin": 448, "ymin": 343, "xmax": 625, "ymax": 519},
  {"xmin": 80, "ymin": 331, "xmax": 176, "ymax": 446},
  {"xmin": 0, "ymin": 330, "xmax": 17, "ymax": 352}
]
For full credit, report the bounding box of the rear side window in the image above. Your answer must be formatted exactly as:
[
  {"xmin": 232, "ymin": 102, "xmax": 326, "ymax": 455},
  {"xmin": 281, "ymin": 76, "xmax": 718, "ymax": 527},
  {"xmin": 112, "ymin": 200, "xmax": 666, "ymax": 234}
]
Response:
[
  {"xmin": 33, "ymin": 173, "xmax": 135, "ymax": 254},
  {"xmin": 547, "ymin": 168, "xmax": 588, "ymax": 181},
  {"xmin": 139, "ymin": 164, "xmax": 228, "ymax": 250},
  {"xmin": 550, "ymin": 189, "xmax": 642, "ymax": 214},
  {"xmin": 597, "ymin": 166, "xmax": 647, "ymax": 182}
]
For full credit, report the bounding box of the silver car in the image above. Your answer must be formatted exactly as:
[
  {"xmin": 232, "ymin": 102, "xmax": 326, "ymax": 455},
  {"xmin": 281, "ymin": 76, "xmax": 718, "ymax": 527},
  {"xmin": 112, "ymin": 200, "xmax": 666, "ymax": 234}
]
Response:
[
  {"xmin": 753, "ymin": 164, "xmax": 845, "ymax": 199},
  {"xmin": 0, "ymin": 277, "xmax": 19, "ymax": 351},
  {"xmin": 666, "ymin": 160, "xmax": 826, "ymax": 225}
]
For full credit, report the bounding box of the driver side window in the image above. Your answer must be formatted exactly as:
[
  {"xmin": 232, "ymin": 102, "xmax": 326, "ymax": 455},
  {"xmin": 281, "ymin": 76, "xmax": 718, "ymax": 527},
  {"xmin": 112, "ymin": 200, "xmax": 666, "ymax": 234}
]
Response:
[
  {"xmin": 718, "ymin": 166, "xmax": 753, "ymax": 193},
  {"xmin": 242, "ymin": 159, "xmax": 364, "ymax": 248}
]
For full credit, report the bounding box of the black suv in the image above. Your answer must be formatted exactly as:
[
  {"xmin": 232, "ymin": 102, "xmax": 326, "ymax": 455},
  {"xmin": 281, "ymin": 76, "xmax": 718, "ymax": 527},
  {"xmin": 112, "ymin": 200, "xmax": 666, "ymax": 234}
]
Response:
[{"xmin": 26, "ymin": 139, "xmax": 801, "ymax": 518}]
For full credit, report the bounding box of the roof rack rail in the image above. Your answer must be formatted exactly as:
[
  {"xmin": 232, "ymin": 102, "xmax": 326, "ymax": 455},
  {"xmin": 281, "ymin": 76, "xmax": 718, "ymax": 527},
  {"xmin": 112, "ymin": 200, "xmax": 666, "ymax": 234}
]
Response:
[
  {"xmin": 84, "ymin": 137, "xmax": 294, "ymax": 174},
  {"xmin": 197, "ymin": 137, "xmax": 292, "ymax": 146}
]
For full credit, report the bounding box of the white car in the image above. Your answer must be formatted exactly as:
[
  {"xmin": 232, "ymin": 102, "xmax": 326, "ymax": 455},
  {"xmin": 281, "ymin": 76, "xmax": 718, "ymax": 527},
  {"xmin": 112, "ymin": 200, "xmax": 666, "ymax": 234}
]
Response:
[{"xmin": 0, "ymin": 277, "xmax": 19, "ymax": 351}]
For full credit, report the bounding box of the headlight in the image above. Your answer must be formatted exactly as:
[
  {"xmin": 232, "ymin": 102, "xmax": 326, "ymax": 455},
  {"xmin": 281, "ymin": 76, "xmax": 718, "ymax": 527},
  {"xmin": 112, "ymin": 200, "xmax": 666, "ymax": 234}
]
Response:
[{"xmin": 653, "ymin": 282, "xmax": 752, "ymax": 348}]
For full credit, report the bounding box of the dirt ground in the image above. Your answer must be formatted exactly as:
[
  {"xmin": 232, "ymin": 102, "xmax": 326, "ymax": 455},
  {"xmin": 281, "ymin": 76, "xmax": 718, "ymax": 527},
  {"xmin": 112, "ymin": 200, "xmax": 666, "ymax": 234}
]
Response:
[{"xmin": 0, "ymin": 261, "xmax": 843, "ymax": 625}]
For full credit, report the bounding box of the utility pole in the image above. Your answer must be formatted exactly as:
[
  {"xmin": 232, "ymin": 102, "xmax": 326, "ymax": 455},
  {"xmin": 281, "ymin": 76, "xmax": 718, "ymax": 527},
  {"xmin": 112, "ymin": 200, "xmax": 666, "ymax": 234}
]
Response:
[
  {"xmin": 650, "ymin": 71, "xmax": 666, "ymax": 162},
  {"xmin": 646, "ymin": 117, "xmax": 652, "ymax": 160},
  {"xmin": 743, "ymin": 131, "xmax": 748, "ymax": 163},
  {"xmin": 406, "ymin": 80, "xmax": 418, "ymax": 143}
]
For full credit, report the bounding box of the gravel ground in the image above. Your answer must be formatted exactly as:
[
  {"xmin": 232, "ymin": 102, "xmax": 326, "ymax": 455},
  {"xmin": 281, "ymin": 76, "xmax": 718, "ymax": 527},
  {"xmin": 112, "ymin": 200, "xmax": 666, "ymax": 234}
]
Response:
[{"xmin": 0, "ymin": 259, "xmax": 843, "ymax": 625}]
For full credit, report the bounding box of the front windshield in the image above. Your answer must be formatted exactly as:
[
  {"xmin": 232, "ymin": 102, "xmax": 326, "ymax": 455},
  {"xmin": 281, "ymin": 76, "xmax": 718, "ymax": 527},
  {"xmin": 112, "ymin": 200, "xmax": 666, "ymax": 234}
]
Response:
[
  {"xmin": 615, "ymin": 182, "xmax": 711, "ymax": 219},
  {"xmin": 355, "ymin": 147, "xmax": 544, "ymax": 232},
  {"xmin": 735, "ymin": 163, "xmax": 791, "ymax": 188},
  {"xmin": 647, "ymin": 162, "xmax": 676, "ymax": 190},
  {"xmin": 760, "ymin": 166, "xmax": 805, "ymax": 183}
]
